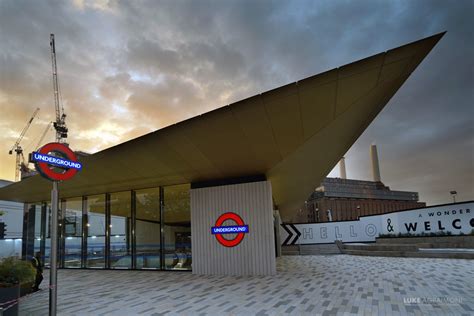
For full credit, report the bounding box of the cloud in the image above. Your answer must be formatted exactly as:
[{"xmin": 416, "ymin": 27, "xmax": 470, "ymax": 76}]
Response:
[{"xmin": 0, "ymin": 0, "xmax": 472, "ymax": 205}]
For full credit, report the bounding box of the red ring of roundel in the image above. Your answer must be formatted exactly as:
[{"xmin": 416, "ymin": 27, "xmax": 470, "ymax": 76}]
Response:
[
  {"xmin": 36, "ymin": 142, "xmax": 78, "ymax": 181},
  {"xmin": 214, "ymin": 212, "xmax": 246, "ymax": 247}
]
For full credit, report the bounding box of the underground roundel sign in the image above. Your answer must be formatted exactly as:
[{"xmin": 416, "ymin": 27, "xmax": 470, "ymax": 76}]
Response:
[
  {"xmin": 30, "ymin": 142, "xmax": 82, "ymax": 181},
  {"xmin": 211, "ymin": 212, "xmax": 249, "ymax": 247}
]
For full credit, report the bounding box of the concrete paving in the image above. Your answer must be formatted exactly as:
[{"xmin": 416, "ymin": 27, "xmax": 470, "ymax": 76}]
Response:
[{"xmin": 18, "ymin": 255, "xmax": 474, "ymax": 315}]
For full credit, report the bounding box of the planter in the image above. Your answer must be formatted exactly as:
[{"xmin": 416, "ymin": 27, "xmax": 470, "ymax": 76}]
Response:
[
  {"xmin": 0, "ymin": 284, "xmax": 20, "ymax": 316},
  {"xmin": 20, "ymin": 281, "xmax": 34, "ymax": 297}
]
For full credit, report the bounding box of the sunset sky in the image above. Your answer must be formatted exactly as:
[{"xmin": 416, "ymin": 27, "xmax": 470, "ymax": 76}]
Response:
[{"xmin": 0, "ymin": 0, "xmax": 473, "ymax": 205}]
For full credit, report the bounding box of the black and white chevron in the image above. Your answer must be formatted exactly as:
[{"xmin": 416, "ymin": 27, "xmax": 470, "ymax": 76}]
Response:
[{"xmin": 281, "ymin": 223, "xmax": 301, "ymax": 246}]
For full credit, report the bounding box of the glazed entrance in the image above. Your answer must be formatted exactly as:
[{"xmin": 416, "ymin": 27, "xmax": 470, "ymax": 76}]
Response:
[{"xmin": 23, "ymin": 184, "xmax": 191, "ymax": 271}]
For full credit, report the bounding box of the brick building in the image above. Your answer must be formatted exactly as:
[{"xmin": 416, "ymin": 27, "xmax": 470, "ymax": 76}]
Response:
[{"xmin": 297, "ymin": 177, "xmax": 425, "ymax": 223}]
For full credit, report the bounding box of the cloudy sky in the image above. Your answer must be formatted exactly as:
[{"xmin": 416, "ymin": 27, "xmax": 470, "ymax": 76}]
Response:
[{"xmin": 0, "ymin": 0, "xmax": 473, "ymax": 205}]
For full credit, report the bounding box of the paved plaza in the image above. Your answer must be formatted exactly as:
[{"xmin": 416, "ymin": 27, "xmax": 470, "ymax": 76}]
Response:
[{"xmin": 18, "ymin": 255, "xmax": 474, "ymax": 315}]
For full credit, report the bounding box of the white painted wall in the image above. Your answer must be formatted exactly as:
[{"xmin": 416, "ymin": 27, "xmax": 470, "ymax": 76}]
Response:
[
  {"xmin": 191, "ymin": 181, "xmax": 276, "ymax": 275},
  {"xmin": 0, "ymin": 199, "xmax": 23, "ymax": 239},
  {"xmin": 281, "ymin": 201, "xmax": 474, "ymax": 245},
  {"xmin": 0, "ymin": 180, "xmax": 23, "ymax": 258},
  {"xmin": 0, "ymin": 239, "xmax": 22, "ymax": 258}
]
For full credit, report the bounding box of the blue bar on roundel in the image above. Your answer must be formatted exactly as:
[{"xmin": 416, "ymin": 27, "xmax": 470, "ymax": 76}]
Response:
[
  {"xmin": 211, "ymin": 225, "xmax": 249, "ymax": 235},
  {"xmin": 31, "ymin": 152, "xmax": 82, "ymax": 170}
]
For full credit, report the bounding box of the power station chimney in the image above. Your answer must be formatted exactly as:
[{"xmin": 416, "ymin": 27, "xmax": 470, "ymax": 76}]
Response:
[
  {"xmin": 370, "ymin": 144, "xmax": 381, "ymax": 182},
  {"xmin": 339, "ymin": 157, "xmax": 347, "ymax": 179}
]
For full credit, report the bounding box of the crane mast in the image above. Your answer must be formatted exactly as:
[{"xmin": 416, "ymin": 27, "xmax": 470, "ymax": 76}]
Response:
[
  {"xmin": 8, "ymin": 107, "xmax": 40, "ymax": 181},
  {"xmin": 50, "ymin": 34, "xmax": 68, "ymax": 142}
]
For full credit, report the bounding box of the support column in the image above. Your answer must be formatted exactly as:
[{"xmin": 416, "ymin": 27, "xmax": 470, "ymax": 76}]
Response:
[
  {"xmin": 131, "ymin": 190, "xmax": 136, "ymax": 269},
  {"xmin": 22, "ymin": 203, "xmax": 35, "ymax": 259},
  {"xmin": 40, "ymin": 202, "xmax": 47, "ymax": 260},
  {"xmin": 159, "ymin": 187, "xmax": 164, "ymax": 270},
  {"xmin": 81, "ymin": 197, "xmax": 87, "ymax": 268},
  {"xmin": 49, "ymin": 181, "xmax": 59, "ymax": 316},
  {"xmin": 105, "ymin": 193, "xmax": 111, "ymax": 269},
  {"xmin": 59, "ymin": 200, "xmax": 66, "ymax": 268},
  {"xmin": 191, "ymin": 180, "xmax": 276, "ymax": 276}
]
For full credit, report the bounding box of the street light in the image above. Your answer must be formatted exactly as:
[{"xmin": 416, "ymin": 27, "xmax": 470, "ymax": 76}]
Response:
[{"xmin": 450, "ymin": 190, "xmax": 457, "ymax": 203}]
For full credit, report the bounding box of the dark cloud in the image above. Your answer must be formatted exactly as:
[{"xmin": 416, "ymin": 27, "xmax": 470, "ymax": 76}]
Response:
[{"xmin": 0, "ymin": 0, "xmax": 472, "ymax": 204}]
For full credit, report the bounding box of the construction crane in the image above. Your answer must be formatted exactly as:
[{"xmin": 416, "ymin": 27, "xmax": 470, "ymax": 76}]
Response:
[
  {"xmin": 35, "ymin": 122, "xmax": 53, "ymax": 150},
  {"xmin": 50, "ymin": 34, "xmax": 68, "ymax": 142},
  {"xmin": 8, "ymin": 108, "xmax": 40, "ymax": 181}
]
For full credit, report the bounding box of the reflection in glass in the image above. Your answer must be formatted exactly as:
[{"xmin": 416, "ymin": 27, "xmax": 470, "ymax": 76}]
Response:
[
  {"xmin": 86, "ymin": 195, "xmax": 106, "ymax": 268},
  {"xmin": 63, "ymin": 197, "xmax": 82, "ymax": 268},
  {"xmin": 164, "ymin": 184, "xmax": 191, "ymax": 271},
  {"xmin": 136, "ymin": 188, "xmax": 161, "ymax": 269},
  {"xmin": 109, "ymin": 191, "xmax": 132, "ymax": 269},
  {"xmin": 44, "ymin": 203, "xmax": 51, "ymax": 268},
  {"xmin": 29, "ymin": 203, "xmax": 42, "ymax": 258},
  {"xmin": 25, "ymin": 183, "xmax": 193, "ymax": 271}
]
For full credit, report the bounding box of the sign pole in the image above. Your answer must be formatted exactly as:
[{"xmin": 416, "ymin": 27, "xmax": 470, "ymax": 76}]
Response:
[
  {"xmin": 49, "ymin": 180, "xmax": 59, "ymax": 316},
  {"xmin": 29, "ymin": 142, "xmax": 82, "ymax": 316}
]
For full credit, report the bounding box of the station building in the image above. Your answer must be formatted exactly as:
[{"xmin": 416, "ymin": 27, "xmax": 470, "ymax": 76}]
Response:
[{"xmin": 0, "ymin": 33, "xmax": 444, "ymax": 275}]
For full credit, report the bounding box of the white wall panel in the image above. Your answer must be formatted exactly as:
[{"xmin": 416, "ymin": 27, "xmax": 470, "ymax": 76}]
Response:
[
  {"xmin": 191, "ymin": 181, "xmax": 276, "ymax": 275},
  {"xmin": 280, "ymin": 201, "xmax": 474, "ymax": 245}
]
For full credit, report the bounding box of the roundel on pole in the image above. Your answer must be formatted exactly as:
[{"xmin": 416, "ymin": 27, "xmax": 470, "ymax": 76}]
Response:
[
  {"xmin": 30, "ymin": 142, "xmax": 82, "ymax": 182},
  {"xmin": 211, "ymin": 212, "xmax": 249, "ymax": 247}
]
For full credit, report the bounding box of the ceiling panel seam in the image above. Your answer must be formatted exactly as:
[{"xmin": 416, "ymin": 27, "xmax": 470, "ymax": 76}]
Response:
[
  {"xmin": 370, "ymin": 54, "xmax": 417, "ymax": 121},
  {"xmin": 228, "ymin": 106, "xmax": 264, "ymax": 169},
  {"xmin": 333, "ymin": 69, "xmax": 340, "ymax": 120},
  {"xmin": 334, "ymin": 74, "xmax": 383, "ymax": 120},
  {"xmin": 261, "ymin": 96, "xmax": 284, "ymax": 161},
  {"xmin": 334, "ymin": 58, "xmax": 405, "ymax": 120},
  {"xmin": 159, "ymin": 138, "xmax": 202, "ymax": 182},
  {"xmin": 267, "ymin": 59, "xmax": 409, "ymax": 181},
  {"xmin": 375, "ymin": 53, "xmax": 387, "ymax": 85},
  {"xmin": 296, "ymin": 83, "xmax": 305, "ymax": 145},
  {"xmin": 298, "ymin": 81, "xmax": 337, "ymax": 142},
  {"xmin": 181, "ymin": 128, "xmax": 225, "ymax": 179}
]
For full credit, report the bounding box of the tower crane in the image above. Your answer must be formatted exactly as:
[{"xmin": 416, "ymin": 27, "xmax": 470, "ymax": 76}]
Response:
[
  {"xmin": 35, "ymin": 122, "xmax": 53, "ymax": 150},
  {"xmin": 8, "ymin": 108, "xmax": 40, "ymax": 181},
  {"xmin": 50, "ymin": 34, "xmax": 68, "ymax": 142}
]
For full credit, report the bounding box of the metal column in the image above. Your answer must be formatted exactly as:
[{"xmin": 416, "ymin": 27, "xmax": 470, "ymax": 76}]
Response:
[
  {"xmin": 49, "ymin": 181, "xmax": 59, "ymax": 316},
  {"xmin": 159, "ymin": 187, "xmax": 164, "ymax": 270},
  {"xmin": 131, "ymin": 191, "xmax": 136, "ymax": 269},
  {"xmin": 105, "ymin": 193, "xmax": 111, "ymax": 269}
]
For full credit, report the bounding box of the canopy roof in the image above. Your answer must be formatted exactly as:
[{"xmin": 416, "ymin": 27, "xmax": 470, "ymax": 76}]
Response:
[{"xmin": 0, "ymin": 32, "xmax": 444, "ymax": 220}]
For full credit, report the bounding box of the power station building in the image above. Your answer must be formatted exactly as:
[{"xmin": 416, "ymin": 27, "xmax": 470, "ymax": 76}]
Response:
[
  {"xmin": 300, "ymin": 177, "xmax": 425, "ymax": 223},
  {"xmin": 297, "ymin": 145, "xmax": 426, "ymax": 223},
  {"xmin": 0, "ymin": 33, "xmax": 444, "ymax": 275}
]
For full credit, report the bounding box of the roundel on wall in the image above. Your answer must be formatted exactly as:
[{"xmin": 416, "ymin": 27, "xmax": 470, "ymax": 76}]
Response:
[{"xmin": 211, "ymin": 212, "xmax": 249, "ymax": 247}]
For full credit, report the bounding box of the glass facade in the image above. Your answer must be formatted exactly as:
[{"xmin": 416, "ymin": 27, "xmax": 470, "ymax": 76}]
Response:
[
  {"xmin": 22, "ymin": 184, "xmax": 191, "ymax": 271},
  {"xmin": 135, "ymin": 188, "xmax": 161, "ymax": 269},
  {"xmin": 44, "ymin": 203, "xmax": 52, "ymax": 268},
  {"xmin": 30, "ymin": 203, "xmax": 42, "ymax": 256},
  {"xmin": 62, "ymin": 197, "xmax": 82, "ymax": 268},
  {"xmin": 86, "ymin": 194, "xmax": 106, "ymax": 268},
  {"xmin": 163, "ymin": 184, "xmax": 191, "ymax": 271},
  {"xmin": 23, "ymin": 203, "xmax": 50, "ymax": 267},
  {"xmin": 109, "ymin": 191, "xmax": 132, "ymax": 269}
]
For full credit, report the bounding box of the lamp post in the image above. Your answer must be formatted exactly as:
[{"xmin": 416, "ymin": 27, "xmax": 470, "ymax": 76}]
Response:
[{"xmin": 450, "ymin": 191, "xmax": 457, "ymax": 203}]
